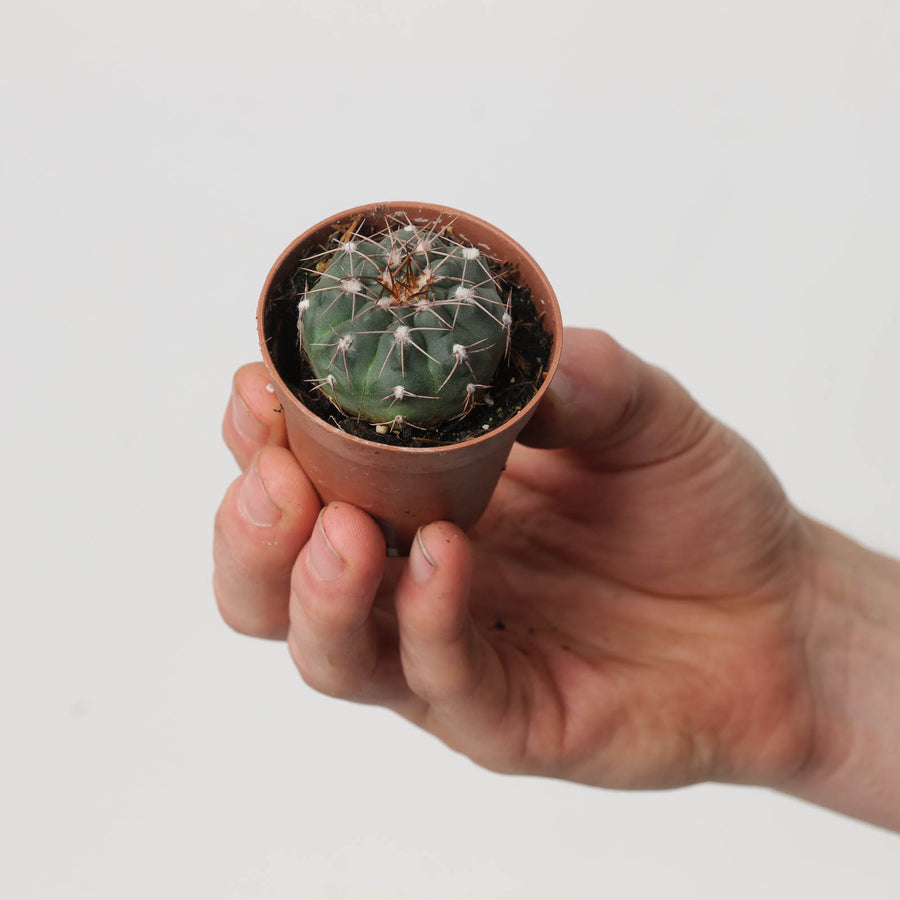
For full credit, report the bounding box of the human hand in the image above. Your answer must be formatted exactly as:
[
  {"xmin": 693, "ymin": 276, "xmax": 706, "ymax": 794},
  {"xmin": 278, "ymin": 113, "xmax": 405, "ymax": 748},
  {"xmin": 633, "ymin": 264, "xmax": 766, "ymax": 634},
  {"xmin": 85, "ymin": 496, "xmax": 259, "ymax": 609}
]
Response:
[{"xmin": 215, "ymin": 327, "xmax": 827, "ymax": 795}]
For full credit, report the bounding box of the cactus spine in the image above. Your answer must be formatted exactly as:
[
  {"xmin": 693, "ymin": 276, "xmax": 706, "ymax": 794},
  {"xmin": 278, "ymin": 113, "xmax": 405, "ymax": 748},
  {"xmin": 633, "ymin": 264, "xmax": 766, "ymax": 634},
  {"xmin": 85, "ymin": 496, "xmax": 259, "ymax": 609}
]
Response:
[{"xmin": 297, "ymin": 214, "xmax": 512, "ymax": 426}]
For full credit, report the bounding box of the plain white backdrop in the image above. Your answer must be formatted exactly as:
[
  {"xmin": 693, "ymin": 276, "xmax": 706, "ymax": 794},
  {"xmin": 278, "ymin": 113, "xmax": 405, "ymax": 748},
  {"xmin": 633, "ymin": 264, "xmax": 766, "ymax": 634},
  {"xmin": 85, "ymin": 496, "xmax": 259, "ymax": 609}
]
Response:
[{"xmin": 2, "ymin": 0, "xmax": 898, "ymax": 896}]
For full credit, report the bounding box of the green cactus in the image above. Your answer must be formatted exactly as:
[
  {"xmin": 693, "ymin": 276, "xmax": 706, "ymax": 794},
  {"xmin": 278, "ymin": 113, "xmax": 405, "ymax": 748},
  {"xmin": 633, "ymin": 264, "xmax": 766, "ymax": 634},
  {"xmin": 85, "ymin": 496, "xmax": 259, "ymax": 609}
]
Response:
[{"xmin": 297, "ymin": 216, "xmax": 512, "ymax": 426}]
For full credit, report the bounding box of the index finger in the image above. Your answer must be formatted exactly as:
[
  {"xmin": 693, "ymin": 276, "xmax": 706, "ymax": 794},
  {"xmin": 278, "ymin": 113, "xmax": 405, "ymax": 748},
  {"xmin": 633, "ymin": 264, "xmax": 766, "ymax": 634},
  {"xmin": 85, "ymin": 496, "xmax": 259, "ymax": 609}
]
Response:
[{"xmin": 223, "ymin": 362, "xmax": 289, "ymax": 469}]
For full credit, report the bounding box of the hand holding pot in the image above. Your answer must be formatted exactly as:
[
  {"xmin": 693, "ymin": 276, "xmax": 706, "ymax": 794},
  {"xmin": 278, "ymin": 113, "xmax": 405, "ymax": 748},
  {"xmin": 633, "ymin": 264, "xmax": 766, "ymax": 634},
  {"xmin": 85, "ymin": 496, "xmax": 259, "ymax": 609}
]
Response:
[{"xmin": 214, "ymin": 327, "xmax": 900, "ymax": 832}]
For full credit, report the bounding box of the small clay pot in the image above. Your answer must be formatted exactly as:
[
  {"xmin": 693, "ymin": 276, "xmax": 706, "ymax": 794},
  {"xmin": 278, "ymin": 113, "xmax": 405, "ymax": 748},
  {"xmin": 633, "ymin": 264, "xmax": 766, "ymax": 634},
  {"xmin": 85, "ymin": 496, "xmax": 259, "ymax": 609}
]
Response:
[{"xmin": 257, "ymin": 201, "xmax": 562, "ymax": 554}]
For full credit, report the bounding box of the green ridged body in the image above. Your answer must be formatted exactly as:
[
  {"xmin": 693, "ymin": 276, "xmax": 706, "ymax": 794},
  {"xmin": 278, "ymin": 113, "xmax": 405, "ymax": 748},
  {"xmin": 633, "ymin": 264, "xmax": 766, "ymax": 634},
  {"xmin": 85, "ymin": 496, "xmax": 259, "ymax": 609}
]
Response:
[{"xmin": 298, "ymin": 223, "xmax": 510, "ymax": 424}]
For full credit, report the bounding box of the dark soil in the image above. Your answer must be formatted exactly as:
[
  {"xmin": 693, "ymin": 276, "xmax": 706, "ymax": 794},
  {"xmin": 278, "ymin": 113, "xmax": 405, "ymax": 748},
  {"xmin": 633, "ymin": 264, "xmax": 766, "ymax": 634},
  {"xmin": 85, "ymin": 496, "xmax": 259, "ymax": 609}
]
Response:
[{"xmin": 262, "ymin": 216, "xmax": 554, "ymax": 448}]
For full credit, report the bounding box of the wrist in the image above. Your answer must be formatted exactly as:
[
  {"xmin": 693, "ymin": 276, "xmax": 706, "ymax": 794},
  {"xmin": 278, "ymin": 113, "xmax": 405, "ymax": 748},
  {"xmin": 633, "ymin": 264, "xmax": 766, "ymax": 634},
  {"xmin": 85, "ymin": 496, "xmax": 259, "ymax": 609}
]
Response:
[{"xmin": 784, "ymin": 519, "xmax": 900, "ymax": 830}]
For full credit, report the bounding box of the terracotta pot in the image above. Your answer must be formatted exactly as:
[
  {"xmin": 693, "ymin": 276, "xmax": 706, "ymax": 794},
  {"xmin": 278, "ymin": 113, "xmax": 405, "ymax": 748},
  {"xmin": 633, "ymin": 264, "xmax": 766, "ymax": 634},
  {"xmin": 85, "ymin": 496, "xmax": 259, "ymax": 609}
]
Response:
[{"xmin": 257, "ymin": 201, "xmax": 562, "ymax": 554}]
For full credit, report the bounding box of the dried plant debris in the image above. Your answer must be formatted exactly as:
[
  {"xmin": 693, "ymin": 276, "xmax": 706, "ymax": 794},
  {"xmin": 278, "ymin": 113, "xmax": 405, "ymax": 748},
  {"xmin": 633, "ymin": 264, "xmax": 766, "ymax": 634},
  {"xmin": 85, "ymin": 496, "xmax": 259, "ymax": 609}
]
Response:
[{"xmin": 266, "ymin": 210, "xmax": 552, "ymax": 447}]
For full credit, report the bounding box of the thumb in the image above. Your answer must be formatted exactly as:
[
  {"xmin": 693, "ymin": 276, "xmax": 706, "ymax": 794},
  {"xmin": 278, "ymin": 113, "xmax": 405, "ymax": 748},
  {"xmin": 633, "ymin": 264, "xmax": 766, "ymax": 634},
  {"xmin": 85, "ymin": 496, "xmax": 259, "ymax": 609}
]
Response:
[{"xmin": 518, "ymin": 327, "xmax": 714, "ymax": 468}]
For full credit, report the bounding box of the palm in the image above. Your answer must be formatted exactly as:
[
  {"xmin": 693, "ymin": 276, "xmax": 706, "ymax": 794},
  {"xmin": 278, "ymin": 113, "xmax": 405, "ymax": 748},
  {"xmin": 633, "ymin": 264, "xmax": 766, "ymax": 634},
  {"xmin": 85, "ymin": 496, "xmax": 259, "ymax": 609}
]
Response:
[{"xmin": 421, "ymin": 425, "xmax": 815, "ymax": 789}]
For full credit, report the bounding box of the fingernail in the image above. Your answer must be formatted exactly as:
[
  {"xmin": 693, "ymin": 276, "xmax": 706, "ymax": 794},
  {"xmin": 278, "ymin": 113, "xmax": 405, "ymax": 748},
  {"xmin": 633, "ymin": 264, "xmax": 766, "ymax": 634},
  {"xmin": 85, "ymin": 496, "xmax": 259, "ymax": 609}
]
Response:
[
  {"xmin": 239, "ymin": 457, "xmax": 283, "ymax": 527},
  {"xmin": 307, "ymin": 509, "xmax": 345, "ymax": 582},
  {"xmin": 409, "ymin": 527, "xmax": 437, "ymax": 584},
  {"xmin": 231, "ymin": 386, "xmax": 269, "ymax": 445}
]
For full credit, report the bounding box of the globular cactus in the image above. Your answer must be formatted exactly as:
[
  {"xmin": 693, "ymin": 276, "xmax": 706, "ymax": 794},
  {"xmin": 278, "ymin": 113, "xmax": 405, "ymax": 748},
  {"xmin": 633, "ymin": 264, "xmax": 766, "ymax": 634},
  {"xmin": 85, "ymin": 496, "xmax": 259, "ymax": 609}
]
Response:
[{"xmin": 296, "ymin": 215, "xmax": 512, "ymax": 426}]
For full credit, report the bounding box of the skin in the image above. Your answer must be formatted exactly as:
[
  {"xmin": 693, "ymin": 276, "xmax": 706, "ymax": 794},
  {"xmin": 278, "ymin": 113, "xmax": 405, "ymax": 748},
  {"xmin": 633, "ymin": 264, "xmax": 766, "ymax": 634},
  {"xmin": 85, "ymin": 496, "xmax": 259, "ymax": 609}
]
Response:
[{"xmin": 214, "ymin": 328, "xmax": 900, "ymax": 831}]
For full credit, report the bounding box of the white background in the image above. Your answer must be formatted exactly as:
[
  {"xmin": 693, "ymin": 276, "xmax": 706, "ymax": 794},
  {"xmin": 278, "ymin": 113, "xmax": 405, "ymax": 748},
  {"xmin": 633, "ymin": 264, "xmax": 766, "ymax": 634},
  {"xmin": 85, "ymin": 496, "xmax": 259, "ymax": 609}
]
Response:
[{"xmin": 2, "ymin": 0, "xmax": 898, "ymax": 896}]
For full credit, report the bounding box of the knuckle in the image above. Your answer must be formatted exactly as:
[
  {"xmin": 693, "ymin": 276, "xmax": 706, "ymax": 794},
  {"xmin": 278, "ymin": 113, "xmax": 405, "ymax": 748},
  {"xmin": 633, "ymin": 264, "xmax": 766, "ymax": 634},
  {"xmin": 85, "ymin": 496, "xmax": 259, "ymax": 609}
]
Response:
[
  {"xmin": 405, "ymin": 660, "xmax": 477, "ymax": 706},
  {"xmin": 301, "ymin": 669, "xmax": 356, "ymax": 700},
  {"xmin": 214, "ymin": 495, "xmax": 258, "ymax": 573},
  {"xmin": 313, "ymin": 600, "xmax": 370, "ymax": 635},
  {"xmin": 214, "ymin": 572, "xmax": 287, "ymax": 639},
  {"xmin": 289, "ymin": 569, "xmax": 370, "ymax": 634},
  {"xmin": 213, "ymin": 574, "xmax": 259, "ymax": 637},
  {"xmin": 288, "ymin": 636, "xmax": 367, "ymax": 700},
  {"xmin": 221, "ymin": 420, "xmax": 247, "ymax": 470},
  {"xmin": 406, "ymin": 612, "xmax": 467, "ymax": 652}
]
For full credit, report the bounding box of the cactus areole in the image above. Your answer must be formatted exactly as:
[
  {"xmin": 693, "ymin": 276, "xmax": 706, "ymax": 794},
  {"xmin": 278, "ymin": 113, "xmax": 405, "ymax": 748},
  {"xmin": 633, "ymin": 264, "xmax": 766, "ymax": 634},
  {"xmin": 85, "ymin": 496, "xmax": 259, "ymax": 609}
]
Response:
[
  {"xmin": 298, "ymin": 217, "xmax": 512, "ymax": 427},
  {"xmin": 258, "ymin": 203, "xmax": 561, "ymax": 551},
  {"xmin": 260, "ymin": 203, "xmax": 558, "ymax": 452}
]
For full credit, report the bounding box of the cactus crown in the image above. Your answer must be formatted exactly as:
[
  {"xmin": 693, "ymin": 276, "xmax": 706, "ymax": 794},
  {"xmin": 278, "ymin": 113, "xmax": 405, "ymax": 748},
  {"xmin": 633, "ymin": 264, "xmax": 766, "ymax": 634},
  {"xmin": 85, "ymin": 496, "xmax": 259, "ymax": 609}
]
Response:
[{"xmin": 295, "ymin": 213, "xmax": 512, "ymax": 427}]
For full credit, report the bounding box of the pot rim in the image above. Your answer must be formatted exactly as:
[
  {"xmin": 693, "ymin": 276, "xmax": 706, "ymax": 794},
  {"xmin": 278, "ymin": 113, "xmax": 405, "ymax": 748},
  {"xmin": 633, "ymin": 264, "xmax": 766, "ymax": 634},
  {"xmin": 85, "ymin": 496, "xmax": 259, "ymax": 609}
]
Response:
[{"xmin": 257, "ymin": 200, "xmax": 562, "ymax": 457}]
